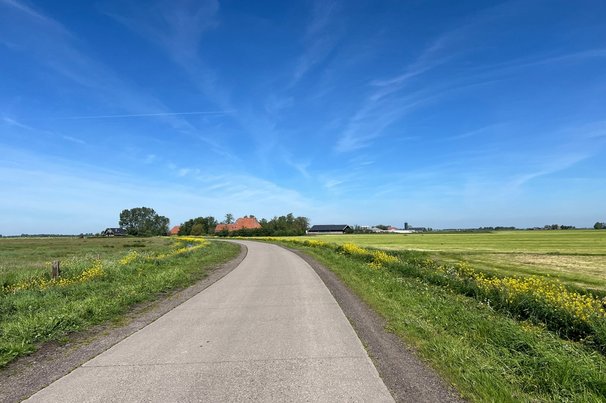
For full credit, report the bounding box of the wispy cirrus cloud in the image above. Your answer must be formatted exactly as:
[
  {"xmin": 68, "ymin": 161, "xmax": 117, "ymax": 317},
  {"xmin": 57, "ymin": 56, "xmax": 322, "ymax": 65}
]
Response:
[
  {"xmin": 333, "ymin": 18, "xmax": 475, "ymax": 152},
  {"xmin": 508, "ymin": 153, "xmax": 591, "ymax": 189},
  {"xmin": 102, "ymin": 0, "xmax": 228, "ymax": 110},
  {"xmin": 0, "ymin": 0, "xmax": 234, "ymax": 158},
  {"xmin": 333, "ymin": 0, "xmax": 606, "ymax": 155},
  {"xmin": 104, "ymin": 0, "xmax": 219, "ymax": 63},
  {"xmin": 292, "ymin": 0, "xmax": 342, "ymax": 84},
  {"xmin": 104, "ymin": 0, "xmax": 289, "ymax": 167}
]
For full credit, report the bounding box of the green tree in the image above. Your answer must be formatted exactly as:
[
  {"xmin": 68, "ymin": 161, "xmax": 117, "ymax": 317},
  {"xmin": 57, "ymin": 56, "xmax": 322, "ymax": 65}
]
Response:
[
  {"xmin": 595, "ymin": 222, "xmax": 605, "ymax": 230},
  {"xmin": 190, "ymin": 223, "xmax": 204, "ymax": 235},
  {"xmin": 225, "ymin": 213, "xmax": 234, "ymax": 224},
  {"xmin": 259, "ymin": 213, "xmax": 309, "ymax": 236},
  {"xmin": 178, "ymin": 216, "xmax": 218, "ymax": 235},
  {"xmin": 119, "ymin": 207, "xmax": 169, "ymax": 236}
]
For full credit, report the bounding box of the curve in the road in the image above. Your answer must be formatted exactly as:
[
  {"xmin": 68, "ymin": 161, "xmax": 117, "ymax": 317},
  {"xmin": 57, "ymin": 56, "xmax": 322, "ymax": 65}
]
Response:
[{"xmin": 26, "ymin": 240, "xmax": 394, "ymax": 402}]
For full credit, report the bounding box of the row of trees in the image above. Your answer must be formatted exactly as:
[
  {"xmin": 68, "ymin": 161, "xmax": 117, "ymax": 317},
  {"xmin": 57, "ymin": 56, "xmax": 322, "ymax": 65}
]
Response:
[
  {"xmin": 595, "ymin": 222, "xmax": 606, "ymax": 229},
  {"xmin": 116, "ymin": 208, "xmax": 309, "ymax": 237},
  {"xmin": 177, "ymin": 213, "xmax": 310, "ymax": 237}
]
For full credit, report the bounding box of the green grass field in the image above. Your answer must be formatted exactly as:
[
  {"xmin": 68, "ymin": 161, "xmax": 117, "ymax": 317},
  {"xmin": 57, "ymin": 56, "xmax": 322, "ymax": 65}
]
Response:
[
  {"xmin": 0, "ymin": 237, "xmax": 171, "ymax": 279},
  {"xmin": 298, "ymin": 230, "xmax": 606, "ymax": 292},
  {"xmin": 0, "ymin": 236, "xmax": 240, "ymax": 367}
]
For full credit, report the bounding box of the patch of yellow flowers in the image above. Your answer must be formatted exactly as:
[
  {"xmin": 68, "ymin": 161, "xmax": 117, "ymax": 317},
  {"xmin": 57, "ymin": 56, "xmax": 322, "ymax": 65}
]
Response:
[
  {"xmin": 4, "ymin": 259, "xmax": 105, "ymax": 294},
  {"xmin": 442, "ymin": 261, "xmax": 606, "ymax": 324},
  {"xmin": 152, "ymin": 237, "xmax": 209, "ymax": 260},
  {"xmin": 255, "ymin": 237, "xmax": 330, "ymax": 248},
  {"xmin": 263, "ymin": 238, "xmax": 400, "ymax": 268},
  {"xmin": 338, "ymin": 243, "xmax": 399, "ymax": 268},
  {"xmin": 119, "ymin": 250, "xmax": 140, "ymax": 265}
]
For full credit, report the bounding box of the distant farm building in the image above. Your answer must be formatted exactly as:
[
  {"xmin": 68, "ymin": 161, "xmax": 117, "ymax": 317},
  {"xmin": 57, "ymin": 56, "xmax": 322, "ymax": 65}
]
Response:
[
  {"xmin": 102, "ymin": 227, "xmax": 127, "ymax": 236},
  {"xmin": 215, "ymin": 216, "xmax": 262, "ymax": 232},
  {"xmin": 169, "ymin": 226, "xmax": 180, "ymax": 236},
  {"xmin": 307, "ymin": 225, "xmax": 352, "ymax": 235}
]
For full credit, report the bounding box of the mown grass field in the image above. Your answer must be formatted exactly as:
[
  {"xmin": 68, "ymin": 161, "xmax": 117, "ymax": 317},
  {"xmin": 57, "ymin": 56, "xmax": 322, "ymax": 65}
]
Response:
[
  {"xmin": 0, "ymin": 236, "xmax": 240, "ymax": 367},
  {"xmin": 298, "ymin": 230, "xmax": 606, "ymax": 292},
  {"xmin": 263, "ymin": 232, "xmax": 606, "ymax": 401}
]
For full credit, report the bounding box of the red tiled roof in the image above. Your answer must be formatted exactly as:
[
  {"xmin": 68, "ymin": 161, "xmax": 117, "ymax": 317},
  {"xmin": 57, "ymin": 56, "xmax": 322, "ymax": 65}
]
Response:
[
  {"xmin": 169, "ymin": 226, "xmax": 180, "ymax": 235},
  {"xmin": 234, "ymin": 217, "xmax": 262, "ymax": 230},
  {"xmin": 215, "ymin": 217, "xmax": 262, "ymax": 232},
  {"xmin": 215, "ymin": 223, "xmax": 231, "ymax": 232}
]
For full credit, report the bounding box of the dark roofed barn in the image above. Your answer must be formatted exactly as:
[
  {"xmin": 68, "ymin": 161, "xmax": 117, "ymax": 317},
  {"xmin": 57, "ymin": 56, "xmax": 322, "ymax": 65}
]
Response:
[
  {"xmin": 307, "ymin": 225, "xmax": 352, "ymax": 235},
  {"xmin": 102, "ymin": 227, "xmax": 127, "ymax": 236}
]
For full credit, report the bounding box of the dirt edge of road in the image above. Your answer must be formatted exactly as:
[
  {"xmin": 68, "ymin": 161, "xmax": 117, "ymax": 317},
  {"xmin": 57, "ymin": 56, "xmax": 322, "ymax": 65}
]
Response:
[
  {"xmin": 0, "ymin": 243, "xmax": 247, "ymax": 403},
  {"xmin": 289, "ymin": 248, "xmax": 465, "ymax": 403}
]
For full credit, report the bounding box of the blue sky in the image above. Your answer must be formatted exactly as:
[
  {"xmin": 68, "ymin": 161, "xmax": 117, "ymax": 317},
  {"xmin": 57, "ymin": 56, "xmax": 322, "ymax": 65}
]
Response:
[{"xmin": 1, "ymin": 0, "xmax": 605, "ymax": 234}]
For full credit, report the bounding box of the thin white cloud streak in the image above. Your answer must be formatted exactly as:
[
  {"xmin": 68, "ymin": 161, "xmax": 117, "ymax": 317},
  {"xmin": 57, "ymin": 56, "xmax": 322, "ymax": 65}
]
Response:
[
  {"xmin": 61, "ymin": 135, "xmax": 86, "ymax": 145},
  {"xmin": 560, "ymin": 120, "xmax": 606, "ymax": 140},
  {"xmin": 509, "ymin": 153, "xmax": 591, "ymax": 189},
  {"xmin": 0, "ymin": 0, "xmax": 70, "ymax": 35},
  {"xmin": 283, "ymin": 156, "xmax": 311, "ymax": 179},
  {"xmin": 1, "ymin": 116, "xmax": 36, "ymax": 131},
  {"xmin": 447, "ymin": 123, "xmax": 508, "ymax": 141},
  {"xmin": 2, "ymin": 116, "xmax": 85, "ymax": 145},
  {"xmin": 48, "ymin": 111, "xmax": 233, "ymax": 120}
]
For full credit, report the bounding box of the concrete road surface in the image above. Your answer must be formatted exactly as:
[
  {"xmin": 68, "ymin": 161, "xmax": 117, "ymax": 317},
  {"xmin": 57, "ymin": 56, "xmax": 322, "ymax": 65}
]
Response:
[{"xmin": 27, "ymin": 241, "xmax": 394, "ymax": 402}]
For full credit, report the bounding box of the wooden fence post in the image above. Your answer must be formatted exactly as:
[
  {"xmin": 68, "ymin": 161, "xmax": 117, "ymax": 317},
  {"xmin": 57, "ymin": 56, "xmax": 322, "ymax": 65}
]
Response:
[{"xmin": 51, "ymin": 261, "xmax": 61, "ymax": 279}]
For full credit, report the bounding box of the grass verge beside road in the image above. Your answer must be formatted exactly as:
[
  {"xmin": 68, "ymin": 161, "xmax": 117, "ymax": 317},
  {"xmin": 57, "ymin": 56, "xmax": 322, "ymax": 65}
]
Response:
[
  {"xmin": 0, "ymin": 237, "xmax": 240, "ymax": 368},
  {"xmin": 267, "ymin": 238, "xmax": 606, "ymax": 401}
]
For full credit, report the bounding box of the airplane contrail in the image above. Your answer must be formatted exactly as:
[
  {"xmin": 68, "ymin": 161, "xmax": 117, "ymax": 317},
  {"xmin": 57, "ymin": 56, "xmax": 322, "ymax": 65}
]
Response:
[{"xmin": 53, "ymin": 111, "xmax": 233, "ymax": 120}]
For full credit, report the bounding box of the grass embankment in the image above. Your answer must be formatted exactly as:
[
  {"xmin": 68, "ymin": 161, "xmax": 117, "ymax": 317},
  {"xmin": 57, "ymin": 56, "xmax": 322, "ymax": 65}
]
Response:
[
  {"xmin": 0, "ymin": 237, "xmax": 240, "ymax": 367},
  {"xmin": 268, "ymin": 238, "xmax": 606, "ymax": 402}
]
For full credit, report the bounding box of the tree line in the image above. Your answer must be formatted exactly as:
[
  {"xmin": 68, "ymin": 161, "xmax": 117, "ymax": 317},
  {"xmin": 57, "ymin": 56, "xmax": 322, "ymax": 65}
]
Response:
[
  {"xmin": 114, "ymin": 208, "xmax": 309, "ymax": 237},
  {"xmin": 180, "ymin": 213, "xmax": 310, "ymax": 237}
]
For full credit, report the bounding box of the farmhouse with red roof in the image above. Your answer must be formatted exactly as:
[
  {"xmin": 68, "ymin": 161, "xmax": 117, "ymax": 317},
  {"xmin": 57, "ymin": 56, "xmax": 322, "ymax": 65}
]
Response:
[
  {"xmin": 215, "ymin": 216, "xmax": 262, "ymax": 232},
  {"xmin": 169, "ymin": 225, "xmax": 180, "ymax": 236}
]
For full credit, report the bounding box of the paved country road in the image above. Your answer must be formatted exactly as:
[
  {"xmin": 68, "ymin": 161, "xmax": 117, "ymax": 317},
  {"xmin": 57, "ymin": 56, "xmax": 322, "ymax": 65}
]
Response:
[{"xmin": 26, "ymin": 241, "xmax": 394, "ymax": 402}]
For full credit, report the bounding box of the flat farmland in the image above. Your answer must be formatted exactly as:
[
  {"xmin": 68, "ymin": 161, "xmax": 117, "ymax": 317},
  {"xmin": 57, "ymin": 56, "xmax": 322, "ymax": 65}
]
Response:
[
  {"xmin": 299, "ymin": 230, "xmax": 606, "ymax": 291},
  {"xmin": 0, "ymin": 236, "xmax": 240, "ymax": 367},
  {"xmin": 0, "ymin": 237, "xmax": 172, "ymax": 280}
]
